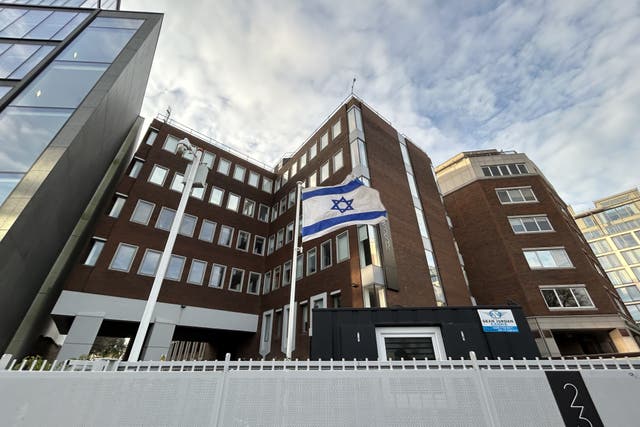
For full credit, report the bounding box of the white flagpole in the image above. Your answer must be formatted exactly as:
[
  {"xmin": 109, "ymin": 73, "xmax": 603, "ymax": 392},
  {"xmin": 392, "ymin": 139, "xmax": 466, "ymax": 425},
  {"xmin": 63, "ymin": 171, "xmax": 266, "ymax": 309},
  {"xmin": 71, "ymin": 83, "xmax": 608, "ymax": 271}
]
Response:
[{"xmin": 285, "ymin": 181, "xmax": 303, "ymax": 359}]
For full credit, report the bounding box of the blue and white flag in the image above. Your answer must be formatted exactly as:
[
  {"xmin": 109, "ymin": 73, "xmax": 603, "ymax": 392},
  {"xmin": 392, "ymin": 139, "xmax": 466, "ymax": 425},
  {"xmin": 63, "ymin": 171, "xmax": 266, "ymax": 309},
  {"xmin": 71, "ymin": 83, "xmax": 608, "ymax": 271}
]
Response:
[{"xmin": 301, "ymin": 178, "xmax": 387, "ymax": 242}]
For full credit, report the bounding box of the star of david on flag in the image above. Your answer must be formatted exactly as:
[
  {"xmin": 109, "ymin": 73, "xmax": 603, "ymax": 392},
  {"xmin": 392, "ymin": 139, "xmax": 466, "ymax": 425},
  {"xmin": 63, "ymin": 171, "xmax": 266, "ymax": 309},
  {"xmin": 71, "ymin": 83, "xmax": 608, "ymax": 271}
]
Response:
[{"xmin": 301, "ymin": 177, "xmax": 387, "ymax": 242}]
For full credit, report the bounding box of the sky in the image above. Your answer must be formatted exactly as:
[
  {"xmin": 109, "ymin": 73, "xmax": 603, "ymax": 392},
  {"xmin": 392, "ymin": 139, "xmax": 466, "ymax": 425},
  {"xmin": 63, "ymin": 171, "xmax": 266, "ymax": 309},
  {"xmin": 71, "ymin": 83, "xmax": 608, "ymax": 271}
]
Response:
[{"xmin": 124, "ymin": 0, "xmax": 640, "ymax": 213}]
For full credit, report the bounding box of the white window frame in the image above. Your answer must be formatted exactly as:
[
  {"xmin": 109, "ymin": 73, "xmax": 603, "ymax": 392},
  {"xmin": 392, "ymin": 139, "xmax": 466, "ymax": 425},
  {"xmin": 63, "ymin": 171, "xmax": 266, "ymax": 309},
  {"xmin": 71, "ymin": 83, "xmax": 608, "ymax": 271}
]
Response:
[
  {"xmin": 309, "ymin": 142, "xmax": 317, "ymax": 160},
  {"xmin": 336, "ymin": 231, "xmax": 350, "ymax": 262},
  {"xmin": 198, "ymin": 219, "xmax": 216, "ymax": 242},
  {"xmin": 258, "ymin": 204, "xmax": 270, "ymax": 222},
  {"xmin": 209, "ymin": 187, "xmax": 225, "ymax": 206},
  {"xmin": 217, "ymin": 158, "xmax": 231, "ymax": 175},
  {"xmin": 320, "ymin": 240, "xmax": 332, "ymax": 270},
  {"xmin": 523, "ymin": 247, "xmax": 573, "ymax": 269},
  {"xmin": 108, "ymin": 194, "xmax": 127, "ymax": 218},
  {"xmin": 260, "ymin": 309, "xmax": 274, "ymax": 356},
  {"xmin": 226, "ymin": 193, "xmax": 241, "ymax": 212},
  {"xmin": 263, "ymin": 271, "xmax": 272, "ymax": 294},
  {"xmin": 307, "ymin": 247, "xmax": 317, "ymax": 275},
  {"xmin": 253, "ymin": 235, "xmax": 266, "ymax": 256},
  {"xmin": 236, "ymin": 230, "xmax": 251, "ymax": 252},
  {"xmin": 130, "ymin": 199, "xmax": 155, "ymax": 226},
  {"xmin": 495, "ymin": 186, "xmax": 538, "ymax": 204},
  {"xmin": 162, "ymin": 135, "xmax": 180, "ymax": 154},
  {"xmin": 145, "ymin": 129, "xmax": 158, "ymax": 145},
  {"xmin": 84, "ymin": 237, "xmax": 106, "ymax": 266},
  {"xmin": 148, "ymin": 164, "xmax": 169, "ymax": 187},
  {"xmin": 209, "ymin": 264, "xmax": 226, "ymax": 289},
  {"xmin": 109, "ymin": 243, "xmax": 138, "ymax": 272},
  {"xmin": 229, "ymin": 268, "xmax": 244, "ymax": 292},
  {"xmin": 508, "ymin": 215, "xmax": 554, "ymax": 234},
  {"xmin": 333, "ymin": 149, "xmax": 344, "ymax": 172},
  {"xmin": 233, "ymin": 164, "xmax": 246, "ymax": 182},
  {"xmin": 283, "ymin": 260, "xmax": 292, "ymax": 286},
  {"xmin": 186, "ymin": 259, "xmax": 207, "ymax": 285},
  {"xmin": 320, "ymin": 161, "xmax": 330, "ymax": 183},
  {"xmin": 128, "ymin": 158, "xmax": 144, "ymax": 178},
  {"xmin": 165, "ymin": 255, "xmax": 186, "ymax": 282},
  {"xmin": 178, "ymin": 213, "xmax": 197, "ymax": 237},
  {"xmin": 375, "ymin": 326, "xmax": 447, "ymax": 361},
  {"xmin": 248, "ymin": 171, "xmax": 260, "ymax": 188},
  {"xmin": 137, "ymin": 248, "xmax": 162, "ymax": 276},
  {"xmin": 539, "ymin": 285, "xmax": 596, "ymax": 310},
  {"xmin": 247, "ymin": 271, "xmax": 261, "ymax": 295},
  {"xmin": 320, "ymin": 132, "xmax": 329, "ymax": 150},
  {"xmin": 242, "ymin": 199, "xmax": 255, "ymax": 217},
  {"xmin": 262, "ymin": 177, "xmax": 273, "ymax": 193},
  {"xmin": 332, "ymin": 120, "xmax": 341, "ymax": 139},
  {"xmin": 308, "ymin": 292, "xmax": 327, "ymax": 336},
  {"xmin": 218, "ymin": 225, "xmax": 234, "ymax": 247}
]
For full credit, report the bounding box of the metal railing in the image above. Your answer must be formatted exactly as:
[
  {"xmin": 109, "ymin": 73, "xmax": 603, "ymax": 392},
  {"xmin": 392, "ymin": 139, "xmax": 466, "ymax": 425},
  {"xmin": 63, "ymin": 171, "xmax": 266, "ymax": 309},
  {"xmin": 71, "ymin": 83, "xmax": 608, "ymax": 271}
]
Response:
[{"xmin": 4, "ymin": 352, "xmax": 640, "ymax": 373}]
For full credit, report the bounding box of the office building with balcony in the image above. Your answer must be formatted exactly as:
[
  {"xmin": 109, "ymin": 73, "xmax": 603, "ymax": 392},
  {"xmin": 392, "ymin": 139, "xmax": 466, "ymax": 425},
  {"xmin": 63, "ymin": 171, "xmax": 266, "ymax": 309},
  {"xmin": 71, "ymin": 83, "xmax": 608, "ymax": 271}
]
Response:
[
  {"xmin": 572, "ymin": 188, "xmax": 640, "ymax": 323},
  {"xmin": 51, "ymin": 96, "xmax": 474, "ymax": 360},
  {"xmin": 0, "ymin": 1, "xmax": 162, "ymax": 358},
  {"xmin": 435, "ymin": 150, "xmax": 640, "ymax": 356}
]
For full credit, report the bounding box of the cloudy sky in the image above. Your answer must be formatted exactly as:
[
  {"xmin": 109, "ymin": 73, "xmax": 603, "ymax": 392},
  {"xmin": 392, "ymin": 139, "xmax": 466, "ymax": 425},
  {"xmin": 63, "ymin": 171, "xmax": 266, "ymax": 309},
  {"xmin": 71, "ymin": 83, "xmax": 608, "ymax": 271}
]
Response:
[{"xmin": 124, "ymin": 0, "xmax": 639, "ymax": 212}]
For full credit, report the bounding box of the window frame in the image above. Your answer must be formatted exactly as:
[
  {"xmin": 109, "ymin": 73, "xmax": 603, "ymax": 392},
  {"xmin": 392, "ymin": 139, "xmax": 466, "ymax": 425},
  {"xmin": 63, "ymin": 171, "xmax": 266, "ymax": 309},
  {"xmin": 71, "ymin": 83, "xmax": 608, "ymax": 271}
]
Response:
[
  {"xmin": 129, "ymin": 199, "xmax": 155, "ymax": 226},
  {"xmin": 108, "ymin": 243, "xmax": 138, "ymax": 272},
  {"xmin": 307, "ymin": 247, "xmax": 317, "ymax": 275},
  {"xmin": 236, "ymin": 230, "xmax": 251, "ymax": 252},
  {"xmin": 495, "ymin": 186, "xmax": 538, "ymax": 204},
  {"xmin": 375, "ymin": 326, "xmax": 447, "ymax": 361},
  {"xmin": 208, "ymin": 264, "xmax": 226, "ymax": 289},
  {"xmin": 147, "ymin": 164, "xmax": 169, "ymax": 187},
  {"xmin": 218, "ymin": 225, "xmax": 234, "ymax": 247},
  {"xmin": 226, "ymin": 192, "xmax": 241, "ymax": 212},
  {"xmin": 539, "ymin": 285, "xmax": 596, "ymax": 310},
  {"xmin": 247, "ymin": 271, "xmax": 261, "ymax": 295},
  {"xmin": 228, "ymin": 267, "xmax": 245, "ymax": 292},
  {"xmin": 508, "ymin": 215, "xmax": 554, "ymax": 234},
  {"xmin": 523, "ymin": 247, "xmax": 573, "ymax": 269},
  {"xmin": 336, "ymin": 231, "xmax": 350, "ymax": 263},
  {"xmin": 83, "ymin": 237, "xmax": 106, "ymax": 266},
  {"xmin": 320, "ymin": 240, "xmax": 332, "ymax": 270}
]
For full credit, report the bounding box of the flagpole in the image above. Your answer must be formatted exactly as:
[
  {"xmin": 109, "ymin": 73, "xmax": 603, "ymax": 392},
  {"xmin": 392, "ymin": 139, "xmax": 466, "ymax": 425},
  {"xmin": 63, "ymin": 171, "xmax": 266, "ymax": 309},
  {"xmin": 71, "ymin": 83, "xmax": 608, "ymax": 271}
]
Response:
[{"xmin": 285, "ymin": 181, "xmax": 303, "ymax": 359}]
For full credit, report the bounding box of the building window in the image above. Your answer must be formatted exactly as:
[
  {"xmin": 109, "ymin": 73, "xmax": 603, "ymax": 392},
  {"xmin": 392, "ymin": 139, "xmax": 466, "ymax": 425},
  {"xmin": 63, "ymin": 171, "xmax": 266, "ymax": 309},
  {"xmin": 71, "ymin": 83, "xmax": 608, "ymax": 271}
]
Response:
[
  {"xmin": 296, "ymin": 253, "xmax": 303, "ymax": 280},
  {"xmin": 589, "ymin": 239, "xmax": 612, "ymax": 255},
  {"xmin": 320, "ymin": 161, "xmax": 330, "ymax": 182},
  {"xmin": 285, "ymin": 222, "xmax": 294, "ymax": 244},
  {"xmin": 283, "ymin": 260, "xmax": 292, "ymax": 286},
  {"xmin": 279, "ymin": 197, "xmax": 287, "ymax": 215},
  {"xmin": 495, "ymin": 187, "xmax": 537, "ymax": 204},
  {"xmin": 130, "ymin": 200, "xmax": 155, "ymax": 225},
  {"xmin": 274, "ymin": 310, "xmax": 283, "ymax": 339},
  {"xmin": 482, "ymin": 163, "xmax": 529, "ymax": 177},
  {"xmin": 540, "ymin": 286, "xmax": 595, "ymax": 309},
  {"xmin": 301, "ymin": 303, "xmax": 309, "ymax": 333},
  {"xmin": 108, "ymin": 194, "xmax": 127, "ymax": 218},
  {"xmin": 272, "ymin": 266, "xmax": 281, "ymax": 290},
  {"xmin": 622, "ymin": 248, "xmax": 640, "ymax": 265},
  {"xmin": 253, "ymin": 236, "xmax": 266, "ymax": 256},
  {"xmin": 170, "ymin": 172, "xmax": 184, "ymax": 192},
  {"xmin": 202, "ymin": 151, "xmax": 215, "ymax": 169},
  {"xmin": 145, "ymin": 129, "xmax": 158, "ymax": 145},
  {"xmin": 597, "ymin": 203, "xmax": 640, "ymax": 223},
  {"xmin": 128, "ymin": 158, "xmax": 144, "ymax": 178},
  {"xmin": 331, "ymin": 291, "xmax": 342, "ymax": 308},
  {"xmin": 262, "ymin": 177, "xmax": 273, "ymax": 193},
  {"xmin": 84, "ymin": 238, "xmax": 105, "ymax": 266},
  {"xmin": 299, "ymin": 153, "xmax": 307, "ymax": 169},
  {"xmin": 236, "ymin": 230, "xmax": 250, "ymax": 252},
  {"xmin": 218, "ymin": 225, "xmax": 234, "ymax": 247},
  {"xmin": 233, "ymin": 164, "xmax": 246, "ymax": 182},
  {"xmin": 276, "ymin": 228, "xmax": 284, "ymax": 250},
  {"xmin": 261, "ymin": 310, "xmax": 273, "ymax": 349},
  {"xmin": 248, "ymin": 171, "xmax": 260, "ymax": 188},
  {"xmin": 162, "ymin": 135, "xmax": 180, "ymax": 153},
  {"xmin": 288, "ymin": 189, "xmax": 296, "ymax": 209},
  {"xmin": 209, "ymin": 187, "xmax": 224, "ymax": 206},
  {"xmin": 155, "ymin": 207, "xmax": 175, "ymax": 231},
  {"xmin": 508, "ymin": 215, "xmax": 553, "ymax": 234},
  {"xmin": 267, "ymin": 235, "xmax": 275, "ymax": 255},
  {"xmin": 523, "ymin": 248, "xmax": 572, "ymax": 269},
  {"xmin": 607, "ymin": 269, "xmax": 633, "ymax": 285},
  {"xmin": 187, "ymin": 260, "xmax": 207, "ymax": 285},
  {"xmin": 263, "ymin": 271, "xmax": 272, "ymax": 294},
  {"xmin": 179, "ymin": 214, "xmax": 197, "ymax": 237},
  {"xmin": 617, "ymin": 284, "xmax": 640, "ymax": 302},
  {"xmin": 307, "ymin": 247, "xmax": 317, "ymax": 275},
  {"xmin": 332, "ymin": 120, "xmax": 341, "ymax": 138},
  {"xmin": 226, "ymin": 193, "xmax": 240, "ymax": 212},
  {"xmin": 375, "ymin": 327, "xmax": 447, "ymax": 361},
  {"xmin": 347, "ymin": 106, "xmax": 363, "ymax": 133},
  {"xmin": 612, "ymin": 233, "xmax": 638, "ymax": 250},
  {"xmin": 274, "ymin": 178, "xmax": 281, "ymax": 192},
  {"xmin": 282, "ymin": 169, "xmax": 289, "ymax": 184},
  {"xmin": 309, "ymin": 293, "xmax": 327, "ymax": 335},
  {"xmin": 291, "ymin": 162, "xmax": 297, "ymax": 177},
  {"xmin": 580, "ymin": 216, "xmax": 596, "ymax": 228},
  {"xmin": 336, "ymin": 231, "xmax": 350, "ymax": 262},
  {"xmin": 597, "ymin": 254, "xmax": 621, "ymax": 270},
  {"xmin": 309, "ymin": 142, "xmax": 317, "ymax": 160},
  {"xmin": 320, "ymin": 240, "xmax": 332, "ymax": 269},
  {"xmin": 320, "ymin": 132, "xmax": 329, "ymax": 150},
  {"xmin": 138, "ymin": 249, "xmax": 161, "ymax": 276},
  {"xmin": 148, "ymin": 165, "xmax": 169, "ymax": 186},
  {"xmin": 242, "ymin": 199, "xmax": 255, "ymax": 217},
  {"xmin": 627, "ymin": 304, "xmax": 640, "ymax": 322},
  {"xmin": 333, "ymin": 149, "xmax": 344, "ymax": 172},
  {"xmin": 229, "ymin": 268, "xmax": 244, "ymax": 292},
  {"xmin": 247, "ymin": 272, "xmax": 261, "ymax": 295},
  {"xmin": 209, "ymin": 264, "xmax": 226, "ymax": 288},
  {"xmin": 258, "ymin": 204, "xmax": 270, "ymax": 222},
  {"xmin": 198, "ymin": 220, "xmax": 216, "ymax": 242},
  {"xmin": 109, "ymin": 243, "xmax": 137, "ymax": 272},
  {"xmin": 309, "ymin": 171, "xmax": 317, "ymax": 188},
  {"xmin": 217, "ymin": 158, "xmax": 231, "ymax": 175},
  {"xmin": 166, "ymin": 255, "xmax": 185, "ymax": 281},
  {"xmin": 271, "ymin": 204, "xmax": 278, "ymax": 222}
]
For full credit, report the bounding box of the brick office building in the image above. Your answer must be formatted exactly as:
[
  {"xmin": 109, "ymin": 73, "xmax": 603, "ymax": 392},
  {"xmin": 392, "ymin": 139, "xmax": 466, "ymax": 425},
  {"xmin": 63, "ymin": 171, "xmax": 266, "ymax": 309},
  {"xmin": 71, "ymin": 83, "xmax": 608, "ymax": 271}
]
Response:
[
  {"xmin": 51, "ymin": 96, "xmax": 473, "ymax": 360},
  {"xmin": 435, "ymin": 150, "xmax": 640, "ymax": 356}
]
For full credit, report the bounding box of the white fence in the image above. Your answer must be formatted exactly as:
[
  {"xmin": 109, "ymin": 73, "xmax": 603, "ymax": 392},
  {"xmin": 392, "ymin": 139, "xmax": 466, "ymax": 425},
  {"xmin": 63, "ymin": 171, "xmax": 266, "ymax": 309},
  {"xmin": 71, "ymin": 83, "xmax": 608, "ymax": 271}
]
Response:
[{"xmin": 1, "ymin": 353, "xmax": 640, "ymax": 426}]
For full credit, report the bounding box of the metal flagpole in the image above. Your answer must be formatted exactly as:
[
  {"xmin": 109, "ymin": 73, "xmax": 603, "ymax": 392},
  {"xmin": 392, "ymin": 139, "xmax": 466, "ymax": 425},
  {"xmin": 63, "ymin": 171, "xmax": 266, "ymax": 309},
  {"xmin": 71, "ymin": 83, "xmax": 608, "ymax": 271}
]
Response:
[
  {"xmin": 285, "ymin": 181, "xmax": 304, "ymax": 359},
  {"xmin": 128, "ymin": 139, "xmax": 203, "ymax": 362}
]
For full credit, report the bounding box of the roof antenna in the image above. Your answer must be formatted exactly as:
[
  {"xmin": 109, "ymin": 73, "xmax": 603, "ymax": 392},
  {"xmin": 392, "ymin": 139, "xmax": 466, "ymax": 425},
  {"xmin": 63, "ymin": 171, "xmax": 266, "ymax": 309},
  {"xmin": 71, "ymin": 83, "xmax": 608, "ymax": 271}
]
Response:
[
  {"xmin": 351, "ymin": 77, "xmax": 357, "ymax": 95},
  {"xmin": 165, "ymin": 106, "xmax": 172, "ymax": 123}
]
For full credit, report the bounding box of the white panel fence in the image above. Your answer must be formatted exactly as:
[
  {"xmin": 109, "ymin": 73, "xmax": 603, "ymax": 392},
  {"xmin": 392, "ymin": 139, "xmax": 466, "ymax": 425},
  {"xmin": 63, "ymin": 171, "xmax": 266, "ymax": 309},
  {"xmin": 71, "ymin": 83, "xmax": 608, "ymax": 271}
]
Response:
[{"xmin": 1, "ymin": 352, "xmax": 640, "ymax": 426}]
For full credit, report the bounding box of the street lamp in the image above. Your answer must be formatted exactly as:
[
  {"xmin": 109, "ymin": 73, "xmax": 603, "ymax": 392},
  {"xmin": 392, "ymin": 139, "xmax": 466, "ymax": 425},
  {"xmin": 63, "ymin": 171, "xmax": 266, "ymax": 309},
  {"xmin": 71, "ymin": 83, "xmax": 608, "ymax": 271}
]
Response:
[{"xmin": 128, "ymin": 138, "xmax": 208, "ymax": 362}]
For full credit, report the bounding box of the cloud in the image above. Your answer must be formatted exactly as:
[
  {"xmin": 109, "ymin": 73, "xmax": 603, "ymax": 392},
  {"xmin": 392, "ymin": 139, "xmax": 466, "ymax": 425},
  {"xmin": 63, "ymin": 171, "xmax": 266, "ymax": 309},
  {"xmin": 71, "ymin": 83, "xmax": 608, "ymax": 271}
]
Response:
[{"xmin": 124, "ymin": 0, "xmax": 640, "ymax": 208}]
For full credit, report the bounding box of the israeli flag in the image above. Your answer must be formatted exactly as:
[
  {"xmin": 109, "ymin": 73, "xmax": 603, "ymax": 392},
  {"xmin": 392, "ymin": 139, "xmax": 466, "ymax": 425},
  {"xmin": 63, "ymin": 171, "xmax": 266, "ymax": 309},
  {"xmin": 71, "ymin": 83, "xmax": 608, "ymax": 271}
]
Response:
[{"xmin": 301, "ymin": 178, "xmax": 387, "ymax": 242}]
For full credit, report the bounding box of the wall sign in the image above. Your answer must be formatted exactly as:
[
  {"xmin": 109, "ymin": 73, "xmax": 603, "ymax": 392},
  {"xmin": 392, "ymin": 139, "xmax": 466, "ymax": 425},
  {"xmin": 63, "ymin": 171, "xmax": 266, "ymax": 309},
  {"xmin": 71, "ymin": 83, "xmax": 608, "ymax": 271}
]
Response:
[{"xmin": 477, "ymin": 309, "xmax": 519, "ymax": 332}]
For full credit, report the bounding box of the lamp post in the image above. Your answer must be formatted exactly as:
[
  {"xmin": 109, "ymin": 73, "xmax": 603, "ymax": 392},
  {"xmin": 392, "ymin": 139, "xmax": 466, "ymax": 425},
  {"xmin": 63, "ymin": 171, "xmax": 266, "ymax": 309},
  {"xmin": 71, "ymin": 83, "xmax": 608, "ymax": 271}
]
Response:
[{"xmin": 128, "ymin": 138, "xmax": 207, "ymax": 362}]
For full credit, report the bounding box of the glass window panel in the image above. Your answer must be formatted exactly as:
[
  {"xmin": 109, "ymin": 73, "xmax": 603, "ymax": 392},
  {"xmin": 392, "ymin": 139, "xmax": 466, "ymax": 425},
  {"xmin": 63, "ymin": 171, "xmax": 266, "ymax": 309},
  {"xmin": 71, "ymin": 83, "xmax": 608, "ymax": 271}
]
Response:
[
  {"xmin": 218, "ymin": 225, "xmax": 233, "ymax": 247},
  {"xmin": 226, "ymin": 193, "xmax": 240, "ymax": 212},
  {"xmin": 130, "ymin": 200, "xmax": 154, "ymax": 225},
  {"xmin": 209, "ymin": 264, "xmax": 226, "ymax": 288},
  {"xmin": 248, "ymin": 171, "xmax": 260, "ymax": 187},
  {"xmin": 263, "ymin": 271, "xmax": 272, "ymax": 294},
  {"xmin": 509, "ymin": 218, "xmax": 525, "ymax": 233},
  {"xmin": 187, "ymin": 260, "xmax": 207, "ymax": 285},
  {"xmin": 507, "ymin": 164, "xmax": 520, "ymax": 174},
  {"xmin": 165, "ymin": 255, "xmax": 185, "ymax": 281},
  {"xmin": 556, "ymin": 288, "xmax": 578, "ymax": 307},
  {"xmin": 247, "ymin": 272, "xmax": 261, "ymax": 294},
  {"xmin": 83, "ymin": 239, "xmax": 104, "ymax": 266},
  {"xmin": 51, "ymin": 12, "xmax": 88, "ymax": 40},
  {"xmin": 90, "ymin": 17, "xmax": 143, "ymax": 30},
  {"xmin": 524, "ymin": 251, "xmax": 542, "ymax": 268},
  {"xmin": 109, "ymin": 243, "xmax": 137, "ymax": 272},
  {"xmin": 337, "ymin": 231, "xmax": 349, "ymax": 262},
  {"xmin": 307, "ymin": 248, "xmax": 317, "ymax": 274},
  {"xmin": 163, "ymin": 135, "xmax": 179, "ymax": 153},
  {"xmin": 233, "ymin": 164, "xmax": 246, "ymax": 182},
  {"xmin": 58, "ymin": 26, "xmax": 136, "ymax": 64},
  {"xmin": 320, "ymin": 132, "xmax": 329, "ymax": 150},
  {"xmin": 198, "ymin": 220, "xmax": 216, "ymax": 242},
  {"xmin": 522, "ymin": 218, "xmax": 539, "ymax": 232},
  {"xmin": 258, "ymin": 204, "xmax": 269, "ymax": 222},
  {"xmin": 138, "ymin": 249, "xmax": 161, "ymax": 276},
  {"xmin": 507, "ymin": 189, "xmax": 524, "ymax": 202},
  {"xmin": 129, "ymin": 159, "xmax": 143, "ymax": 178},
  {"xmin": 201, "ymin": 151, "xmax": 215, "ymax": 169},
  {"xmin": 0, "ymin": 85, "xmax": 11, "ymax": 98},
  {"xmin": 572, "ymin": 288, "xmax": 593, "ymax": 307},
  {"xmin": 236, "ymin": 230, "xmax": 250, "ymax": 251},
  {"xmin": 0, "ymin": 10, "xmax": 51, "ymax": 39},
  {"xmin": 262, "ymin": 177, "xmax": 272, "ymax": 193},
  {"xmin": 309, "ymin": 142, "xmax": 317, "ymax": 160},
  {"xmin": 14, "ymin": 61, "xmax": 107, "ymax": 109},
  {"xmin": 296, "ymin": 253, "xmax": 303, "ymax": 279},
  {"xmin": 0, "ymin": 9, "xmax": 28, "ymax": 32},
  {"xmin": 25, "ymin": 11, "xmax": 75, "ymax": 39},
  {"xmin": 209, "ymin": 187, "xmax": 224, "ymax": 206},
  {"xmin": 9, "ymin": 45, "xmax": 54, "ymax": 79},
  {"xmin": 0, "ymin": 172, "xmax": 23, "ymax": 206},
  {"xmin": 253, "ymin": 236, "xmax": 265, "ymax": 255},
  {"xmin": 321, "ymin": 240, "xmax": 332, "ymax": 269},
  {"xmin": 148, "ymin": 165, "xmax": 168, "ymax": 186},
  {"xmin": 179, "ymin": 214, "xmax": 196, "ymax": 237},
  {"xmin": 217, "ymin": 158, "xmax": 231, "ymax": 175},
  {"xmin": 333, "ymin": 149, "xmax": 344, "ymax": 172},
  {"xmin": 0, "ymin": 106, "xmax": 72, "ymax": 173},
  {"xmin": 155, "ymin": 207, "xmax": 175, "ymax": 231},
  {"xmin": 541, "ymin": 289, "xmax": 560, "ymax": 307},
  {"xmin": 229, "ymin": 268, "xmax": 244, "ymax": 291},
  {"xmin": 0, "ymin": 43, "xmax": 39, "ymax": 78},
  {"xmin": 242, "ymin": 199, "xmax": 255, "ymax": 217},
  {"xmin": 550, "ymin": 249, "xmax": 571, "ymax": 267}
]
